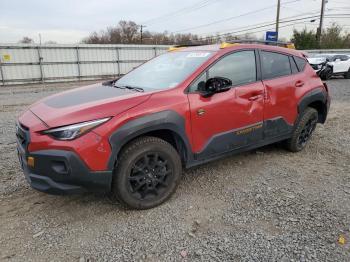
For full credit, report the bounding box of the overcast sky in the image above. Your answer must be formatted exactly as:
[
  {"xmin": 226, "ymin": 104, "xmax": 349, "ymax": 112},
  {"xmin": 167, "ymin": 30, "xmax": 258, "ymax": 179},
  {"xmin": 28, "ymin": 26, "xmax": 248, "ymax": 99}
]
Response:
[{"xmin": 0, "ymin": 0, "xmax": 349, "ymax": 44}]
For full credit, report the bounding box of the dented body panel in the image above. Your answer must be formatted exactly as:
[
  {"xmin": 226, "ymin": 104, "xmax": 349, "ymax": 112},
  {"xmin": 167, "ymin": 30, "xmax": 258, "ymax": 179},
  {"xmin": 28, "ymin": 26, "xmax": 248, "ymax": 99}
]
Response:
[{"xmin": 16, "ymin": 43, "xmax": 330, "ymax": 195}]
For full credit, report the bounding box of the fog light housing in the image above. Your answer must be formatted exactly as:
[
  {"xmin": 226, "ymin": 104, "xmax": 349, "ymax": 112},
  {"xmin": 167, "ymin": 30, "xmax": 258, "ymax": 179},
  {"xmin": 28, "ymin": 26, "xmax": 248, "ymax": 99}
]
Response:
[{"xmin": 27, "ymin": 156, "xmax": 35, "ymax": 168}]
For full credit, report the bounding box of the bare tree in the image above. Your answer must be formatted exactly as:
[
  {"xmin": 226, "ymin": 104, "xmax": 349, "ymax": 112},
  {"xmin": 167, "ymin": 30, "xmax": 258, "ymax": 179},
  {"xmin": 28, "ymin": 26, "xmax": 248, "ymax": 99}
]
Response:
[
  {"xmin": 118, "ymin": 21, "xmax": 139, "ymax": 43},
  {"xmin": 82, "ymin": 20, "xmax": 205, "ymax": 45},
  {"xmin": 18, "ymin": 36, "xmax": 34, "ymax": 44}
]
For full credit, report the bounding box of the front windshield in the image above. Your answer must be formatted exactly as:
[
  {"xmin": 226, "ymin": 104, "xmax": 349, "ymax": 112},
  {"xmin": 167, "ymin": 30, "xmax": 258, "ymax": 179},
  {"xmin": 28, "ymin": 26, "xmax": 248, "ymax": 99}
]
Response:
[{"xmin": 115, "ymin": 51, "xmax": 214, "ymax": 90}]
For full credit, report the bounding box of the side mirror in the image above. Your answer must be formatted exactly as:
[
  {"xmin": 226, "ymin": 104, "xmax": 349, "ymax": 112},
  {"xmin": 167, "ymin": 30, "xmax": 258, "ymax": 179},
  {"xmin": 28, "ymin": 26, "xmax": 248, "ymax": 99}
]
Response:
[
  {"xmin": 335, "ymin": 58, "xmax": 341, "ymax": 62},
  {"xmin": 200, "ymin": 77, "xmax": 232, "ymax": 97}
]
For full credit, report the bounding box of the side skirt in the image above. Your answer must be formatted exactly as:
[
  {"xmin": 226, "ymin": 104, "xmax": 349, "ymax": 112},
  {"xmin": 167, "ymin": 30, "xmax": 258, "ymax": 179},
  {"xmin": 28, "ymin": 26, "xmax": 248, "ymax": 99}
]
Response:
[{"xmin": 186, "ymin": 132, "xmax": 291, "ymax": 168}]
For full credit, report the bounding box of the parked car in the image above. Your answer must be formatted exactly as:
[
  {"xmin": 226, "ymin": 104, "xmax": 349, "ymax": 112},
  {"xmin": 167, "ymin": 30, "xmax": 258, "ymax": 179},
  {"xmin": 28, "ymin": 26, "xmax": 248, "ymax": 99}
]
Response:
[
  {"xmin": 16, "ymin": 42, "xmax": 330, "ymax": 209},
  {"xmin": 308, "ymin": 53, "xmax": 350, "ymax": 79},
  {"xmin": 316, "ymin": 60, "xmax": 334, "ymax": 81}
]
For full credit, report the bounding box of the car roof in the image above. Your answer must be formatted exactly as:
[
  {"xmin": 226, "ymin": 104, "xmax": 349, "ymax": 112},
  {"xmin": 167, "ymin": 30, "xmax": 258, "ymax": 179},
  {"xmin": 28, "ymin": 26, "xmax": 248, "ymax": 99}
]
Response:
[{"xmin": 176, "ymin": 43, "xmax": 305, "ymax": 58}]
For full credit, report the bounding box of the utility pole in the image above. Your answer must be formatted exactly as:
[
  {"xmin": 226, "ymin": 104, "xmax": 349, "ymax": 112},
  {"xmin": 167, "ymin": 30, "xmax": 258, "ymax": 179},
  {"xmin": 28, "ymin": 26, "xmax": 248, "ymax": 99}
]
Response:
[
  {"xmin": 140, "ymin": 25, "xmax": 146, "ymax": 44},
  {"xmin": 275, "ymin": 0, "xmax": 281, "ymax": 40},
  {"xmin": 317, "ymin": 0, "xmax": 326, "ymax": 46}
]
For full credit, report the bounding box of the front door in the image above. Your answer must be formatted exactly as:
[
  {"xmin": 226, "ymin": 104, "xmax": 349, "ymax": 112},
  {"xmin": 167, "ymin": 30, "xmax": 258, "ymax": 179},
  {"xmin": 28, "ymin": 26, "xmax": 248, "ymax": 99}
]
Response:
[{"xmin": 187, "ymin": 50, "xmax": 265, "ymax": 160}]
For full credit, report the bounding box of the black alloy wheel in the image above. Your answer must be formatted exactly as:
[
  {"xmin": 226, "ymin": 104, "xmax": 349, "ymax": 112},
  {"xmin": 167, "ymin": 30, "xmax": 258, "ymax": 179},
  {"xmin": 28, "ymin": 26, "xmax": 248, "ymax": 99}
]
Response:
[
  {"xmin": 129, "ymin": 152, "xmax": 172, "ymax": 200},
  {"xmin": 297, "ymin": 115, "xmax": 317, "ymax": 148},
  {"xmin": 285, "ymin": 107, "xmax": 318, "ymax": 152},
  {"xmin": 110, "ymin": 136, "xmax": 182, "ymax": 209}
]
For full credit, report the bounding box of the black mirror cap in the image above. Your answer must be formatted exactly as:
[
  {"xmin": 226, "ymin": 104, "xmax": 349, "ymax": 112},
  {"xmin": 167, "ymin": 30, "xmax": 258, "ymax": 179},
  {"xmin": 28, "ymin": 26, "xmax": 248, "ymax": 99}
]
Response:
[{"xmin": 201, "ymin": 77, "xmax": 232, "ymax": 97}]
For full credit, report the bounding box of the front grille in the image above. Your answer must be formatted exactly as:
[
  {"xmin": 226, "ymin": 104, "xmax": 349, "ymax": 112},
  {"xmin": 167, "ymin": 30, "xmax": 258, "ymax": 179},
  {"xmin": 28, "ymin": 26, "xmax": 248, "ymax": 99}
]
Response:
[{"xmin": 16, "ymin": 122, "xmax": 30, "ymax": 152}]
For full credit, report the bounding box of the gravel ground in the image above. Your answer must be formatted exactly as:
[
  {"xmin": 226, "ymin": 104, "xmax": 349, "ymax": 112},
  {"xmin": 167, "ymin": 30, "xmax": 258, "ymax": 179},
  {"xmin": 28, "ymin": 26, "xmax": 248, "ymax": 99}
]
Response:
[{"xmin": 1, "ymin": 79, "xmax": 350, "ymax": 261}]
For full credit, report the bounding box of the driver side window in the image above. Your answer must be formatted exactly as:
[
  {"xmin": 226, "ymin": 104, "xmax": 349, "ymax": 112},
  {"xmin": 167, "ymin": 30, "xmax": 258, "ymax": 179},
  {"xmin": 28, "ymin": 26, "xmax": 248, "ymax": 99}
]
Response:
[{"xmin": 188, "ymin": 50, "xmax": 257, "ymax": 92}]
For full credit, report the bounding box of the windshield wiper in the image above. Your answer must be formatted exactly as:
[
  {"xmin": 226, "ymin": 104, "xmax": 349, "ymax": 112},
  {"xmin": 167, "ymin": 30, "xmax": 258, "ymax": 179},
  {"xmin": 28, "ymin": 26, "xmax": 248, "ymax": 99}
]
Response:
[{"xmin": 113, "ymin": 84, "xmax": 144, "ymax": 92}]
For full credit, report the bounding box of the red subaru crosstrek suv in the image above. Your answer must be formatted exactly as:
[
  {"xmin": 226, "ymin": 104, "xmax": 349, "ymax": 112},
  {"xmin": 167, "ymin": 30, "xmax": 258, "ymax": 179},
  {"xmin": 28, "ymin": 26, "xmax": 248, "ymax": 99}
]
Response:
[{"xmin": 16, "ymin": 42, "xmax": 330, "ymax": 209}]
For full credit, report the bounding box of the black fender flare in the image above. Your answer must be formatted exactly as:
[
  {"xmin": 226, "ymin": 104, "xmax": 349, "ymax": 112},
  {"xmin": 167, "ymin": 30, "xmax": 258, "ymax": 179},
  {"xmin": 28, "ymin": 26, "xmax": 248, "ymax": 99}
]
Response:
[
  {"xmin": 107, "ymin": 110, "xmax": 193, "ymax": 169},
  {"xmin": 297, "ymin": 87, "xmax": 328, "ymax": 123}
]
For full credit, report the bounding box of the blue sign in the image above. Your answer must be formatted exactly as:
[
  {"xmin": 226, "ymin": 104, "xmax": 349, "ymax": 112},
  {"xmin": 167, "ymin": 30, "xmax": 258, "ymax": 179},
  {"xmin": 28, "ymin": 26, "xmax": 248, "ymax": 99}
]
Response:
[{"xmin": 266, "ymin": 31, "xmax": 278, "ymax": 42}]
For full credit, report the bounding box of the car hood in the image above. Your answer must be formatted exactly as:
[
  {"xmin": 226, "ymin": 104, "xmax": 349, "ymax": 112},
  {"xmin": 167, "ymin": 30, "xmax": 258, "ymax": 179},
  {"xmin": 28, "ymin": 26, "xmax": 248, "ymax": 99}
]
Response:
[
  {"xmin": 29, "ymin": 83, "xmax": 152, "ymax": 128},
  {"xmin": 307, "ymin": 57, "xmax": 326, "ymax": 64}
]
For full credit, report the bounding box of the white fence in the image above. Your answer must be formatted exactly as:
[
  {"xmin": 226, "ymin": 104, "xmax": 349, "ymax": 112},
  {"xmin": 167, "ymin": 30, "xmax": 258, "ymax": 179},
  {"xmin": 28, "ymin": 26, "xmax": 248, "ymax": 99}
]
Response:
[
  {"xmin": 1, "ymin": 44, "xmax": 349, "ymax": 86},
  {"xmin": 0, "ymin": 44, "xmax": 169, "ymax": 85},
  {"xmin": 305, "ymin": 49, "xmax": 350, "ymax": 55}
]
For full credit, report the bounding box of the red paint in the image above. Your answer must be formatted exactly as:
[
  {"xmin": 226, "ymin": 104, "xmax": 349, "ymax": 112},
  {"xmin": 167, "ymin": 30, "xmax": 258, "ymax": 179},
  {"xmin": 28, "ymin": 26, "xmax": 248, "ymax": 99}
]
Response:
[{"xmin": 18, "ymin": 43, "xmax": 326, "ymax": 171}]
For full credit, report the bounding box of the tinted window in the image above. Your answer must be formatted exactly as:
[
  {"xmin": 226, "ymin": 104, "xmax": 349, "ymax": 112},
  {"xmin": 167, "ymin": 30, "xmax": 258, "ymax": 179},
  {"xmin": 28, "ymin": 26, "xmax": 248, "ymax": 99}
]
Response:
[
  {"xmin": 332, "ymin": 55, "xmax": 341, "ymax": 61},
  {"xmin": 261, "ymin": 51, "xmax": 291, "ymax": 79},
  {"xmin": 294, "ymin": 56, "xmax": 307, "ymax": 71},
  {"xmin": 339, "ymin": 55, "xmax": 349, "ymax": 61},
  {"xmin": 290, "ymin": 56, "xmax": 299, "ymax": 74},
  {"xmin": 188, "ymin": 51, "xmax": 256, "ymax": 92}
]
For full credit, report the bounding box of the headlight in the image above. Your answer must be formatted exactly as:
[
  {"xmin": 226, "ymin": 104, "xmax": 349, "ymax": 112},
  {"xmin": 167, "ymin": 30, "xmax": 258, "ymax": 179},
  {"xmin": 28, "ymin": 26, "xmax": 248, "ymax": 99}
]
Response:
[{"xmin": 42, "ymin": 117, "xmax": 110, "ymax": 140}]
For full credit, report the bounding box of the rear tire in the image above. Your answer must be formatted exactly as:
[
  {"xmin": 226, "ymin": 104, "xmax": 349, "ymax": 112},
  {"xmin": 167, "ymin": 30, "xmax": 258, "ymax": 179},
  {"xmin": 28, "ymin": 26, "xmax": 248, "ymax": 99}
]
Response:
[
  {"xmin": 285, "ymin": 107, "xmax": 318, "ymax": 152},
  {"xmin": 110, "ymin": 136, "xmax": 182, "ymax": 209}
]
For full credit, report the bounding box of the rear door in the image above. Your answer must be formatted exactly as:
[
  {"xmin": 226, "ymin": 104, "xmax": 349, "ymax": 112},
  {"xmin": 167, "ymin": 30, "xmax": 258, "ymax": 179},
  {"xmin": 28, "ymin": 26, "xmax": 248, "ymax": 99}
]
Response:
[
  {"xmin": 187, "ymin": 50, "xmax": 265, "ymax": 159},
  {"xmin": 260, "ymin": 50, "xmax": 301, "ymax": 139}
]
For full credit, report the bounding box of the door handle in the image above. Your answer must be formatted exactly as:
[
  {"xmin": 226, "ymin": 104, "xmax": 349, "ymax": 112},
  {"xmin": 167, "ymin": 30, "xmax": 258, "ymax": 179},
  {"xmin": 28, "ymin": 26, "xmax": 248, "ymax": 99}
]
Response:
[
  {"xmin": 248, "ymin": 95, "xmax": 261, "ymax": 101},
  {"xmin": 247, "ymin": 90, "xmax": 264, "ymax": 101},
  {"xmin": 295, "ymin": 81, "xmax": 304, "ymax": 87}
]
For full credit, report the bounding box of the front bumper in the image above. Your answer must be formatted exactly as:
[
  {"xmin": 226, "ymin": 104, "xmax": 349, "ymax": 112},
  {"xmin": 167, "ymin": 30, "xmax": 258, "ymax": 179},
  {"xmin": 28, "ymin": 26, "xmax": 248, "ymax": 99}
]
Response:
[{"xmin": 16, "ymin": 124, "xmax": 112, "ymax": 195}]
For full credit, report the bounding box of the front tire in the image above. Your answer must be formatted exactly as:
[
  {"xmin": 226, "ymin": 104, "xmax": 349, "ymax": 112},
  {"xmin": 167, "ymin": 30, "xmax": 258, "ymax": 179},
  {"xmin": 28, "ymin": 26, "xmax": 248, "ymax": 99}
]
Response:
[
  {"xmin": 285, "ymin": 107, "xmax": 318, "ymax": 152},
  {"xmin": 344, "ymin": 68, "xmax": 350, "ymax": 79},
  {"xmin": 110, "ymin": 136, "xmax": 182, "ymax": 209},
  {"xmin": 320, "ymin": 67, "xmax": 333, "ymax": 80}
]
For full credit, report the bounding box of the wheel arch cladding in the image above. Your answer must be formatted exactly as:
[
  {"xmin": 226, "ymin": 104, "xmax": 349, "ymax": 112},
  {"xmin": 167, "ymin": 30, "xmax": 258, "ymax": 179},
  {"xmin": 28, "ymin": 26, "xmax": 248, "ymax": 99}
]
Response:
[
  {"xmin": 298, "ymin": 87, "xmax": 328, "ymax": 124},
  {"xmin": 107, "ymin": 110, "xmax": 193, "ymax": 169}
]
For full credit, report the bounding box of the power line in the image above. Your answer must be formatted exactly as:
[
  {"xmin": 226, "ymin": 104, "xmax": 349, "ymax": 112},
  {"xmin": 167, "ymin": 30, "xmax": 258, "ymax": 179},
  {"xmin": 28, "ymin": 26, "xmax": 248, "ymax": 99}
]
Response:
[
  {"xmin": 172, "ymin": 4, "xmax": 277, "ymax": 33},
  {"xmin": 197, "ymin": 11, "xmax": 321, "ymax": 37},
  {"xmin": 172, "ymin": 0, "xmax": 301, "ymax": 33},
  {"xmin": 232, "ymin": 21, "xmax": 318, "ymax": 38},
  {"xmin": 195, "ymin": 13, "xmax": 350, "ymax": 41},
  {"xmin": 199, "ymin": 13, "xmax": 350, "ymax": 38},
  {"xmin": 142, "ymin": 0, "xmax": 220, "ymax": 26}
]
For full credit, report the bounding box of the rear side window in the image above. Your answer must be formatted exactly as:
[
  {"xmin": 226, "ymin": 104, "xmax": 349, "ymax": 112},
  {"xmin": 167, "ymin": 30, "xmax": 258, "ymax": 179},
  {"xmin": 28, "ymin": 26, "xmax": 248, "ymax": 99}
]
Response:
[
  {"xmin": 294, "ymin": 56, "xmax": 307, "ymax": 72},
  {"xmin": 333, "ymin": 55, "xmax": 349, "ymax": 61},
  {"xmin": 339, "ymin": 55, "xmax": 349, "ymax": 61},
  {"xmin": 261, "ymin": 51, "xmax": 291, "ymax": 79},
  {"xmin": 289, "ymin": 56, "xmax": 299, "ymax": 74}
]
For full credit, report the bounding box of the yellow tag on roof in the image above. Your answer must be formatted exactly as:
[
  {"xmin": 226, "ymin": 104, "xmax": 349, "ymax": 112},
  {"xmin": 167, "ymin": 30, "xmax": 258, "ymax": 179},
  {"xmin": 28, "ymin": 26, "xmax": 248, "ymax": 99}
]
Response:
[
  {"xmin": 220, "ymin": 42, "xmax": 240, "ymax": 49},
  {"xmin": 286, "ymin": 43, "xmax": 296, "ymax": 49},
  {"xmin": 168, "ymin": 46, "xmax": 185, "ymax": 52}
]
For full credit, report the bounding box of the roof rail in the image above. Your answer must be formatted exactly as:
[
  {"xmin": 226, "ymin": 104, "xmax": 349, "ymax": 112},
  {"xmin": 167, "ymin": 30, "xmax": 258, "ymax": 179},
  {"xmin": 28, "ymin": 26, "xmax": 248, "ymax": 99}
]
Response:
[
  {"xmin": 225, "ymin": 39, "xmax": 295, "ymax": 49},
  {"xmin": 168, "ymin": 43, "xmax": 208, "ymax": 51},
  {"xmin": 168, "ymin": 39, "xmax": 296, "ymax": 52}
]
